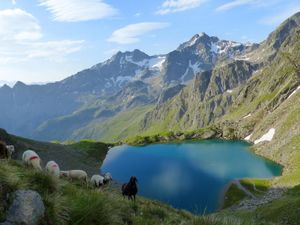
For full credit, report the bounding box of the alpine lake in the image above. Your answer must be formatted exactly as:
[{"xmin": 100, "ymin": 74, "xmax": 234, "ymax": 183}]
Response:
[{"xmin": 100, "ymin": 140, "xmax": 282, "ymax": 213}]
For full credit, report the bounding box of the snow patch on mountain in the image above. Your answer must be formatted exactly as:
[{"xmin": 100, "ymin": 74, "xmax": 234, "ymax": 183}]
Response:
[
  {"xmin": 181, "ymin": 60, "xmax": 202, "ymax": 83},
  {"xmin": 209, "ymin": 40, "xmax": 246, "ymax": 59},
  {"xmin": 188, "ymin": 36, "xmax": 200, "ymax": 47},
  {"xmin": 149, "ymin": 56, "xmax": 166, "ymax": 71},
  {"xmin": 124, "ymin": 55, "xmax": 166, "ymax": 72},
  {"xmin": 243, "ymin": 113, "xmax": 252, "ymax": 119},
  {"xmin": 244, "ymin": 134, "xmax": 252, "ymax": 141},
  {"xmin": 254, "ymin": 128, "xmax": 275, "ymax": 144},
  {"xmin": 287, "ymin": 85, "xmax": 300, "ymax": 99},
  {"xmin": 125, "ymin": 55, "xmax": 148, "ymax": 67}
]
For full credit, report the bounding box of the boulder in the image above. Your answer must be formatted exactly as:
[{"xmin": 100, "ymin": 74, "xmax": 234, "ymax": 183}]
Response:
[
  {"xmin": 0, "ymin": 222, "xmax": 12, "ymax": 225},
  {"xmin": 5, "ymin": 190, "xmax": 45, "ymax": 225}
]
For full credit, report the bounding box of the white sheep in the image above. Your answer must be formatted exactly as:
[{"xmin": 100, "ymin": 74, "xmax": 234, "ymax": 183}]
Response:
[
  {"xmin": 6, "ymin": 145, "xmax": 15, "ymax": 159},
  {"xmin": 22, "ymin": 150, "xmax": 42, "ymax": 170},
  {"xmin": 60, "ymin": 170, "xmax": 88, "ymax": 184},
  {"xmin": 90, "ymin": 175, "xmax": 104, "ymax": 188},
  {"xmin": 104, "ymin": 172, "xmax": 112, "ymax": 184},
  {"xmin": 45, "ymin": 161, "xmax": 60, "ymax": 178}
]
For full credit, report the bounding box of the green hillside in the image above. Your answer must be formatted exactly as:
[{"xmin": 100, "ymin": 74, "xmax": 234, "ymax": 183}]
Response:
[{"xmin": 1, "ymin": 129, "xmax": 254, "ymax": 225}]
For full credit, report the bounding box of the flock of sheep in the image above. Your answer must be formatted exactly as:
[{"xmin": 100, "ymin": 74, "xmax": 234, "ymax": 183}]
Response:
[
  {"xmin": 22, "ymin": 149, "xmax": 112, "ymax": 187},
  {"xmin": 0, "ymin": 142, "xmax": 138, "ymax": 200}
]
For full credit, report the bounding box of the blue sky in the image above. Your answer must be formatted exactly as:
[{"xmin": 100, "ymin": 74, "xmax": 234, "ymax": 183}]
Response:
[{"xmin": 0, "ymin": 0, "xmax": 299, "ymax": 83}]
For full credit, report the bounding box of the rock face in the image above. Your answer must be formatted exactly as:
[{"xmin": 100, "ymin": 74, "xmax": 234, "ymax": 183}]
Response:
[
  {"xmin": 142, "ymin": 60, "xmax": 257, "ymax": 132},
  {"xmin": 4, "ymin": 190, "xmax": 45, "ymax": 225}
]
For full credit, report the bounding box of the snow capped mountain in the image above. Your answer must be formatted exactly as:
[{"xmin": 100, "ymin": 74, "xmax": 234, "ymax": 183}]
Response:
[
  {"xmin": 0, "ymin": 31, "xmax": 261, "ymax": 140},
  {"xmin": 0, "ymin": 81, "xmax": 17, "ymax": 88},
  {"xmin": 58, "ymin": 33, "xmax": 258, "ymax": 94},
  {"xmin": 179, "ymin": 32, "xmax": 257, "ymax": 59},
  {"xmin": 157, "ymin": 32, "xmax": 259, "ymax": 85}
]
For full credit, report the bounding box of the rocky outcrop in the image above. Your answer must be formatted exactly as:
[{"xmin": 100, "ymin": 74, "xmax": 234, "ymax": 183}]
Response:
[
  {"xmin": 142, "ymin": 59, "xmax": 256, "ymax": 132},
  {"xmin": 157, "ymin": 84, "xmax": 185, "ymax": 105},
  {"xmin": 1, "ymin": 190, "xmax": 45, "ymax": 225}
]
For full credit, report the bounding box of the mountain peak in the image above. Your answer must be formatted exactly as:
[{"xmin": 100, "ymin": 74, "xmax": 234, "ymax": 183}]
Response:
[
  {"xmin": 0, "ymin": 84, "xmax": 11, "ymax": 91},
  {"xmin": 13, "ymin": 81, "xmax": 26, "ymax": 88},
  {"xmin": 129, "ymin": 49, "xmax": 150, "ymax": 61},
  {"xmin": 177, "ymin": 32, "xmax": 219, "ymax": 51},
  {"xmin": 264, "ymin": 11, "xmax": 300, "ymax": 50},
  {"xmin": 109, "ymin": 49, "xmax": 149, "ymax": 63},
  {"xmin": 191, "ymin": 32, "xmax": 208, "ymax": 40}
]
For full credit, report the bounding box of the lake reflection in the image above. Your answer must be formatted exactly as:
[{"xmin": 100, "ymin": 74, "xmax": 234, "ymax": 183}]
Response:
[{"xmin": 100, "ymin": 140, "xmax": 282, "ymax": 213}]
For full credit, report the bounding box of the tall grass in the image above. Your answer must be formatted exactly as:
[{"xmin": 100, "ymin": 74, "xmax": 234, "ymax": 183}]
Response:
[{"xmin": 0, "ymin": 160, "xmax": 259, "ymax": 225}]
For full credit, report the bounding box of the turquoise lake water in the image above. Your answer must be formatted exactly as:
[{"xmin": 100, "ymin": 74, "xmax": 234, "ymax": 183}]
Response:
[{"xmin": 100, "ymin": 140, "xmax": 282, "ymax": 213}]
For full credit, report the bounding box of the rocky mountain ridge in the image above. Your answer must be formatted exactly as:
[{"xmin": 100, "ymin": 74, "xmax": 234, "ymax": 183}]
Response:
[{"xmin": 0, "ymin": 12, "xmax": 299, "ymax": 141}]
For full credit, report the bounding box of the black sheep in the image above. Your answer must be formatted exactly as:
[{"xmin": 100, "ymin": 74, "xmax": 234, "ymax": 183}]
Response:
[
  {"xmin": 0, "ymin": 141, "xmax": 8, "ymax": 159},
  {"xmin": 122, "ymin": 176, "xmax": 138, "ymax": 201}
]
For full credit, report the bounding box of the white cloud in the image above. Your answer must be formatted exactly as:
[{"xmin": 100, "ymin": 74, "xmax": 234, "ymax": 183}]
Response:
[
  {"xmin": 27, "ymin": 40, "xmax": 85, "ymax": 60},
  {"xmin": 39, "ymin": 0, "xmax": 117, "ymax": 22},
  {"xmin": 0, "ymin": 8, "xmax": 42, "ymax": 41},
  {"xmin": 0, "ymin": 8, "xmax": 84, "ymax": 64},
  {"xmin": 215, "ymin": 0, "xmax": 280, "ymax": 12},
  {"xmin": 216, "ymin": 0, "xmax": 254, "ymax": 11},
  {"xmin": 259, "ymin": 6, "xmax": 300, "ymax": 25},
  {"xmin": 107, "ymin": 22, "xmax": 170, "ymax": 45},
  {"xmin": 156, "ymin": 0, "xmax": 207, "ymax": 15}
]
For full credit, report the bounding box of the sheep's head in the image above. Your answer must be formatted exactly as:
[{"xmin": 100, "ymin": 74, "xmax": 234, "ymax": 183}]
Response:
[
  {"xmin": 130, "ymin": 176, "xmax": 138, "ymax": 184},
  {"xmin": 6, "ymin": 145, "xmax": 15, "ymax": 152},
  {"xmin": 60, "ymin": 171, "xmax": 69, "ymax": 178},
  {"xmin": 104, "ymin": 172, "xmax": 112, "ymax": 180},
  {"xmin": 103, "ymin": 173, "xmax": 111, "ymax": 184}
]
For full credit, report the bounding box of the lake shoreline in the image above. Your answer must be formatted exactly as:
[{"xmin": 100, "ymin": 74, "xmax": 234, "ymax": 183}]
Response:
[{"xmin": 102, "ymin": 139, "xmax": 282, "ymax": 214}]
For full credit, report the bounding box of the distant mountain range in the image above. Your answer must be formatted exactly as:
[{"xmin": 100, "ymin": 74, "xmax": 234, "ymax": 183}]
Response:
[
  {"xmin": 0, "ymin": 81, "xmax": 17, "ymax": 88},
  {"xmin": 0, "ymin": 12, "xmax": 299, "ymax": 143},
  {"xmin": 0, "ymin": 81, "xmax": 49, "ymax": 88}
]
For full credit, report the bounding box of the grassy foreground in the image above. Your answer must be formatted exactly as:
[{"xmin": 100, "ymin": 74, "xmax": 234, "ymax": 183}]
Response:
[{"xmin": 0, "ymin": 160, "xmax": 252, "ymax": 225}]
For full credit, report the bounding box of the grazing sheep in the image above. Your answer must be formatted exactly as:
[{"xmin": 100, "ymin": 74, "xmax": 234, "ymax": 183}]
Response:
[
  {"xmin": 6, "ymin": 145, "xmax": 15, "ymax": 159},
  {"xmin": 90, "ymin": 175, "xmax": 104, "ymax": 188},
  {"xmin": 0, "ymin": 141, "xmax": 8, "ymax": 159},
  {"xmin": 22, "ymin": 150, "xmax": 42, "ymax": 170},
  {"xmin": 122, "ymin": 176, "xmax": 138, "ymax": 201},
  {"xmin": 60, "ymin": 170, "xmax": 88, "ymax": 184},
  {"xmin": 45, "ymin": 161, "xmax": 60, "ymax": 178},
  {"xmin": 60, "ymin": 171, "xmax": 69, "ymax": 178},
  {"xmin": 103, "ymin": 172, "xmax": 112, "ymax": 184}
]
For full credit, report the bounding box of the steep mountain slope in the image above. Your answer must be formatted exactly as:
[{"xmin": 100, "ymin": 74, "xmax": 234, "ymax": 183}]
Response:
[
  {"xmin": 0, "ymin": 30, "xmax": 254, "ymax": 141},
  {"xmin": 0, "ymin": 50, "xmax": 163, "ymax": 138},
  {"xmin": 141, "ymin": 60, "xmax": 258, "ymax": 134},
  {"xmin": 138, "ymin": 12, "xmax": 300, "ymax": 138},
  {"xmin": 161, "ymin": 32, "xmax": 257, "ymax": 84},
  {"xmin": 33, "ymin": 13, "xmax": 299, "ymax": 142}
]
